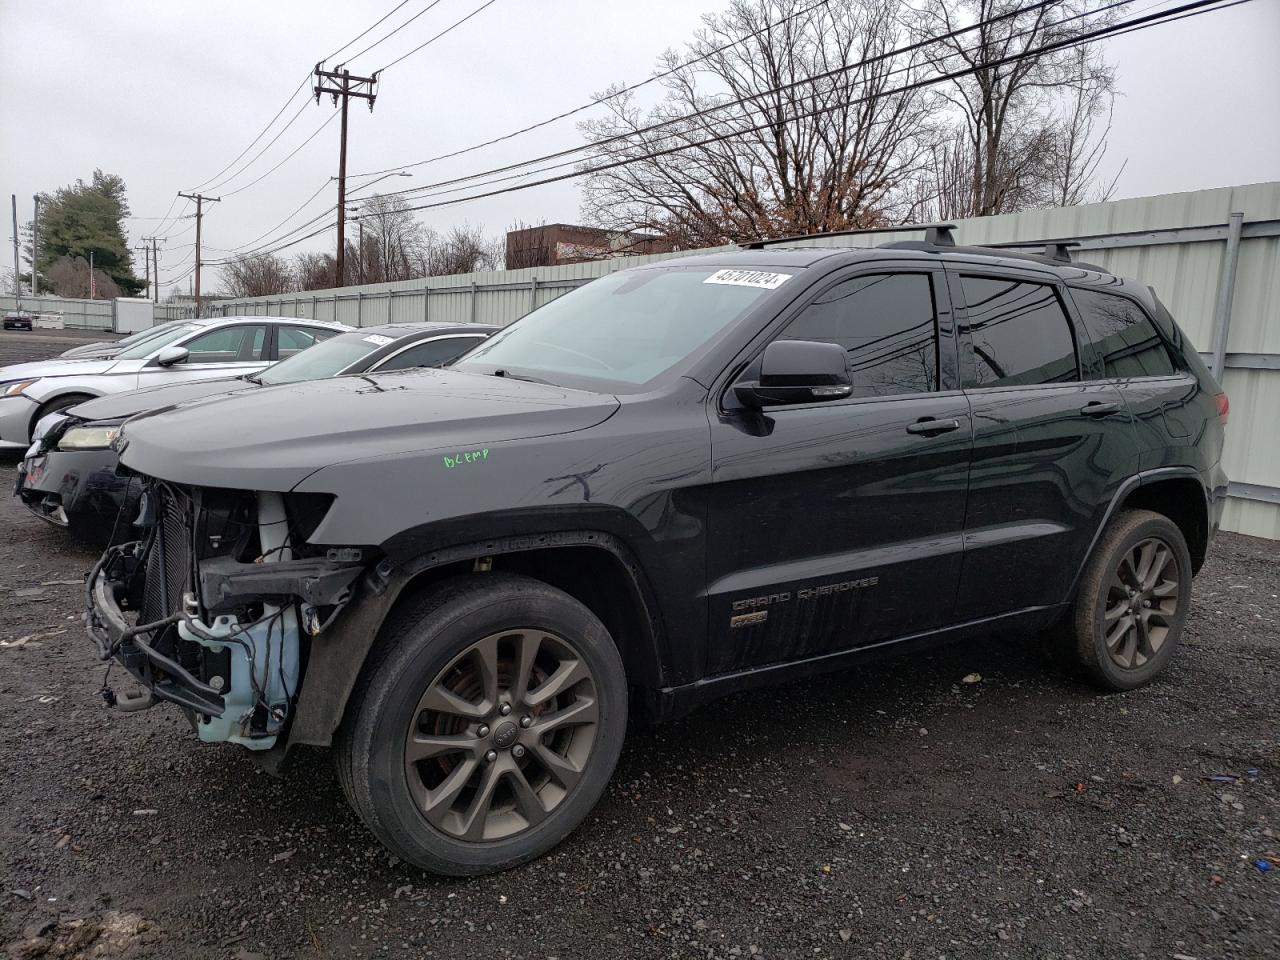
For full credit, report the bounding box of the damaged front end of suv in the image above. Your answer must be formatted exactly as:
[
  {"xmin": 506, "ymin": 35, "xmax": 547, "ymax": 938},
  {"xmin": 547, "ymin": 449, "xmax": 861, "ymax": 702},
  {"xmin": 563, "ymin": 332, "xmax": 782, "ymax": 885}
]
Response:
[{"xmin": 86, "ymin": 480, "xmax": 367, "ymax": 751}]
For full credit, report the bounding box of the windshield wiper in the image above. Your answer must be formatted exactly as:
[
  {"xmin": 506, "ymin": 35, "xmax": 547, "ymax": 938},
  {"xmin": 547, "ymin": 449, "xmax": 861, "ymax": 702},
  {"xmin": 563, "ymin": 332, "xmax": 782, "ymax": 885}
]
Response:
[
  {"xmin": 242, "ymin": 373, "xmax": 263, "ymax": 385},
  {"xmin": 491, "ymin": 368, "xmax": 555, "ymax": 385}
]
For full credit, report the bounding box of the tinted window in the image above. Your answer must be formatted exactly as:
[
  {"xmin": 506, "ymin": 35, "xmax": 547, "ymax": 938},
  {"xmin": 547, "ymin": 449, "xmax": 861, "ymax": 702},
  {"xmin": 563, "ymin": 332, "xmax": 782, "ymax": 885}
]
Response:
[
  {"xmin": 375, "ymin": 336, "xmax": 485, "ymax": 371},
  {"xmin": 278, "ymin": 325, "xmax": 339, "ymax": 359},
  {"xmin": 257, "ymin": 330, "xmax": 390, "ymax": 385},
  {"xmin": 960, "ymin": 276, "xmax": 1077, "ymax": 387},
  {"xmin": 779, "ymin": 273, "xmax": 938, "ymax": 397},
  {"xmin": 1071, "ymin": 289, "xmax": 1176, "ymax": 378},
  {"xmin": 184, "ymin": 325, "xmax": 267, "ymax": 364}
]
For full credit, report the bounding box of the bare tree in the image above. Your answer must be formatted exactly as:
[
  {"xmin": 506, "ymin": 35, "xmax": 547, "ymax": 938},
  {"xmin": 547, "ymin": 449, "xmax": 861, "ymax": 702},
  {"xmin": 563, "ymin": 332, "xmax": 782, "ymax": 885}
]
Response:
[
  {"xmin": 913, "ymin": 0, "xmax": 1120, "ymax": 218},
  {"xmin": 221, "ymin": 254, "xmax": 294, "ymax": 298},
  {"xmin": 416, "ymin": 224, "xmax": 503, "ymax": 277},
  {"xmin": 579, "ymin": 0, "xmax": 939, "ymax": 246},
  {"xmin": 1046, "ymin": 45, "xmax": 1123, "ymax": 206},
  {"xmin": 293, "ymin": 252, "xmax": 338, "ymax": 291},
  {"xmin": 353, "ymin": 194, "xmax": 426, "ymax": 283}
]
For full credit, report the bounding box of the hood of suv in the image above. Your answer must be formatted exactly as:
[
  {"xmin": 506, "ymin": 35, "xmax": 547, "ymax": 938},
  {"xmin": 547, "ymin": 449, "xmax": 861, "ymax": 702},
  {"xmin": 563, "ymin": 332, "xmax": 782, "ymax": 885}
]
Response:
[
  {"xmin": 69, "ymin": 376, "xmax": 254, "ymax": 422},
  {"xmin": 116, "ymin": 367, "xmax": 620, "ymax": 491}
]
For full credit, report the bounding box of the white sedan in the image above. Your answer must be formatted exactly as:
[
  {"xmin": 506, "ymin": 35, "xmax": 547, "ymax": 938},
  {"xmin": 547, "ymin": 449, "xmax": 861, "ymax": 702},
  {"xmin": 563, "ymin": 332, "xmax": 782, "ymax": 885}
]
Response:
[{"xmin": 0, "ymin": 315, "xmax": 350, "ymax": 447}]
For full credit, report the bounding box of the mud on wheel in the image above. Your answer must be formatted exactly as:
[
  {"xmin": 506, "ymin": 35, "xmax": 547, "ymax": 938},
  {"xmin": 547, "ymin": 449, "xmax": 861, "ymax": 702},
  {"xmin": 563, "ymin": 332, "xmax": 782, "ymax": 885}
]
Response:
[
  {"xmin": 335, "ymin": 573, "xmax": 627, "ymax": 876},
  {"xmin": 1057, "ymin": 508, "xmax": 1193, "ymax": 691}
]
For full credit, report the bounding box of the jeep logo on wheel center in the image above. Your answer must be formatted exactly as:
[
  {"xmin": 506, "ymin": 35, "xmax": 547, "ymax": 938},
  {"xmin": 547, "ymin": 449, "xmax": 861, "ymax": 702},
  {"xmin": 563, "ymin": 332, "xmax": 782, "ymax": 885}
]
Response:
[{"xmin": 492, "ymin": 721, "xmax": 519, "ymax": 749}]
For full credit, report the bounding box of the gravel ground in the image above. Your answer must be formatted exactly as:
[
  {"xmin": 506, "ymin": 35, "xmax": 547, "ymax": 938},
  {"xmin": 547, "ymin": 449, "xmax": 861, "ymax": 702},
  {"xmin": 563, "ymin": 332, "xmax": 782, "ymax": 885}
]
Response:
[{"xmin": 1, "ymin": 332, "xmax": 1277, "ymax": 960}]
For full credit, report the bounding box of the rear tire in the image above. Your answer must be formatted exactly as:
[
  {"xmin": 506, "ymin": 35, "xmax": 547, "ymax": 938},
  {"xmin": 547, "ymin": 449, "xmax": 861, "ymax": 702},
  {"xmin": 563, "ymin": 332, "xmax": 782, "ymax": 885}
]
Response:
[
  {"xmin": 335, "ymin": 574, "xmax": 627, "ymax": 876},
  {"xmin": 1055, "ymin": 508, "xmax": 1192, "ymax": 691}
]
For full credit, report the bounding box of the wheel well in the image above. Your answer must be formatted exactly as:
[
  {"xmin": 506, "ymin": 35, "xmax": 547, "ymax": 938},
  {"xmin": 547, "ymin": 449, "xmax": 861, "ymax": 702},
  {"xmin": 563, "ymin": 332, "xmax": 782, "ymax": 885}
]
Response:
[
  {"xmin": 1120, "ymin": 477, "xmax": 1209, "ymax": 573},
  {"xmin": 393, "ymin": 544, "xmax": 663, "ymax": 691},
  {"xmin": 30, "ymin": 392, "xmax": 94, "ymax": 437}
]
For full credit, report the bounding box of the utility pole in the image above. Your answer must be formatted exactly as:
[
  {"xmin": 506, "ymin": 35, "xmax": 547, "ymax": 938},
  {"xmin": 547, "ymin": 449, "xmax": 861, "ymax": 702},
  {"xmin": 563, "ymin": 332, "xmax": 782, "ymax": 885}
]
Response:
[
  {"xmin": 31, "ymin": 194, "xmax": 40, "ymax": 296},
  {"xmin": 143, "ymin": 237, "xmax": 164, "ymax": 303},
  {"xmin": 88, "ymin": 250, "xmax": 96, "ymax": 299},
  {"xmin": 177, "ymin": 192, "xmax": 220, "ymax": 315},
  {"xmin": 135, "ymin": 244, "xmax": 150, "ymax": 298},
  {"xmin": 314, "ymin": 65, "xmax": 377, "ymax": 288},
  {"xmin": 9, "ymin": 194, "xmax": 19, "ymax": 297}
]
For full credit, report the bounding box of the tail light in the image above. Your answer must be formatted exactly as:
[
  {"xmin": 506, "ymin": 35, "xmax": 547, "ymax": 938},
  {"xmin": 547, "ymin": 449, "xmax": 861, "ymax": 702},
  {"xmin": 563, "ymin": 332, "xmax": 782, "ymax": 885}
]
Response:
[{"xmin": 1215, "ymin": 392, "xmax": 1229, "ymax": 426}]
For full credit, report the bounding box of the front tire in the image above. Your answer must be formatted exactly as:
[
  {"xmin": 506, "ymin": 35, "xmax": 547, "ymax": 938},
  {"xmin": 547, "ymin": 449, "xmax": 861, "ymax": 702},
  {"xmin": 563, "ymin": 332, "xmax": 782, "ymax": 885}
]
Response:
[
  {"xmin": 335, "ymin": 574, "xmax": 627, "ymax": 876},
  {"xmin": 1059, "ymin": 509, "xmax": 1193, "ymax": 691},
  {"xmin": 30, "ymin": 393, "xmax": 93, "ymax": 442}
]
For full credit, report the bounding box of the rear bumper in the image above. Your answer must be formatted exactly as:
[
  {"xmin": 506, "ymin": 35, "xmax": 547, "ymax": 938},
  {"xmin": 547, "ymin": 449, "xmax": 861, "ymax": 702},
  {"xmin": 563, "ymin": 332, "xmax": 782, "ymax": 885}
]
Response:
[{"xmin": 0, "ymin": 394, "xmax": 37, "ymax": 446}]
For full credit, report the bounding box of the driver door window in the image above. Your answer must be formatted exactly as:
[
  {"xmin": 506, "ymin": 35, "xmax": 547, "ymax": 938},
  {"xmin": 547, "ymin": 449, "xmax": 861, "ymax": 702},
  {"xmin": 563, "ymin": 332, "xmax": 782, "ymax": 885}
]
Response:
[
  {"xmin": 183, "ymin": 325, "xmax": 267, "ymax": 364},
  {"xmin": 777, "ymin": 272, "xmax": 939, "ymax": 398}
]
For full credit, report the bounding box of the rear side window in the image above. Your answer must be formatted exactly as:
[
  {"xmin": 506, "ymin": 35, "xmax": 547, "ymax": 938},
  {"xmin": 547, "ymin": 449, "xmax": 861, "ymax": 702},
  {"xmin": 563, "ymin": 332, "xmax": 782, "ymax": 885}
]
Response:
[
  {"xmin": 779, "ymin": 273, "xmax": 938, "ymax": 397},
  {"xmin": 278, "ymin": 326, "xmax": 338, "ymax": 359},
  {"xmin": 374, "ymin": 336, "xmax": 486, "ymax": 371},
  {"xmin": 959, "ymin": 276, "xmax": 1078, "ymax": 387},
  {"xmin": 1071, "ymin": 289, "xmax": 1177, "ymax": 378}
]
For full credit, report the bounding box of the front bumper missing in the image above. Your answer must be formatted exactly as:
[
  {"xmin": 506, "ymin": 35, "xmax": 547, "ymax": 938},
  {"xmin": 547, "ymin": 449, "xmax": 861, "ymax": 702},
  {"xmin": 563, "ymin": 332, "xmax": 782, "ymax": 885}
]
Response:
[
  {"xmin": 86, "ymin": 540, "xmax": 364, "ymax": 749},
  {"xmin": 86, "ymin": 552, "xmax": 226, "ymax": 717}
]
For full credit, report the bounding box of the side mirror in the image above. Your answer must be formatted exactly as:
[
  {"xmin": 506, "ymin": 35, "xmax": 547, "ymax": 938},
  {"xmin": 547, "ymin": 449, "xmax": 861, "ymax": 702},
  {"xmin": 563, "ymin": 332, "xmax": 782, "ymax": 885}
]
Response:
[
  {"xmin": 155, "ymin": 345, "xmax": 190, "ymax": 367},
  {"xmin": 734, "ymin": 339, "xmax": 852, "ymax": 408}
]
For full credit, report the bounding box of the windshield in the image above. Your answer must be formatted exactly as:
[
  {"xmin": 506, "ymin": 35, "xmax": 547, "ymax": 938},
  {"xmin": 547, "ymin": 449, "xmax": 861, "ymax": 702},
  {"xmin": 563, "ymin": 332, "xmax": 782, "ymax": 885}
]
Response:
[
  {"xmin": 115, "ymin": 323, "xmax": 200, "ymax": 360},
  {"xmin": 115, "ymin": 322, "xmax": 181, "ymax": 348},
  {"xmin": 256, "ymin": 329, "xmax": 393, "ymax": 384},
  {"xmin": 454, "ymin": 266, "xmax": 789, "ymax": 390}
]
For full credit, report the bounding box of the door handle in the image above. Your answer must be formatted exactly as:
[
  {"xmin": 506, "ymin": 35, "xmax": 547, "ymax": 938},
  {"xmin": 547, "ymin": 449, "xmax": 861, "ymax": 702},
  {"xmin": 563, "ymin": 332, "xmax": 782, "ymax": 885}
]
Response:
[
  {"xmin": 1080, "ymin": 401, "xmax": 1120, "ymax": 418},
  {"xmin": 906, "ymin": 417, "xmax": 961, "ymax": 436}
]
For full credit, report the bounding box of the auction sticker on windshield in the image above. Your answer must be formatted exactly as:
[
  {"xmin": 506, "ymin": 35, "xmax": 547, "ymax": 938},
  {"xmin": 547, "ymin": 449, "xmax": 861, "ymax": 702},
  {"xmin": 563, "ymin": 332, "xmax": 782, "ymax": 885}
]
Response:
[
  {"xmin": 703, "ymin": 269, "xmax": 793, "ymax": 290},
  {"xmin": 363, "ymin": 334, "xmax": 395, "ymax": 346}
]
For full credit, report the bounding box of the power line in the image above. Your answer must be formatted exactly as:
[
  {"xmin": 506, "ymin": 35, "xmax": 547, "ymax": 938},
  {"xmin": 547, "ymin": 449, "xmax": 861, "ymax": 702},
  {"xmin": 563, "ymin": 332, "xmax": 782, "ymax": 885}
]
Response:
[
  {"xmin": 348, "ymin": 0, "xmax": 834, "ymax": 179},
  {"xmin": 374, "ymin": 0, "xmax": 504, "ymax": 74},
  {"xmin": 220, "ymin": 108, "xmax": 339, "ymax": 199},
  {"xmin": 205, "ymin": 0, "xmax": 1113, "ymax": 263},
  {"xmin": 340, "ymin": 0, "xmax": 447, "ymax": 67},
  {"xmin": 386, "ymin": 0, "xmax": 1249, "ymax": 216},
  {"xmin": 211, "ymin": 0, "xmax": 1241, "ymax": 264},
  {"xmin": 323, "ymin": 0, "xmax": 416, "ymax": 63},
  {"xmin": 187, "ymin": 72, "xmax": 314, "ymax": 192},
  {"xmin": 363, "ymin": 0, "xmax": 1102, "ymax": 204},
  {"xmin": 198, "ymin": 98, "xmax": 313, "ymax": 193}
]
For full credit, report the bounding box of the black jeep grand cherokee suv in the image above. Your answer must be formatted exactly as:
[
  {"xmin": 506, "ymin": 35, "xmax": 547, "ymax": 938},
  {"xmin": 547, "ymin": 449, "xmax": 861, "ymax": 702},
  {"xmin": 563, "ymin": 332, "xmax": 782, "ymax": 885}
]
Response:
[{"xmin": 88, "ymin": 229, "xmax": 1229, "ymax": 875}]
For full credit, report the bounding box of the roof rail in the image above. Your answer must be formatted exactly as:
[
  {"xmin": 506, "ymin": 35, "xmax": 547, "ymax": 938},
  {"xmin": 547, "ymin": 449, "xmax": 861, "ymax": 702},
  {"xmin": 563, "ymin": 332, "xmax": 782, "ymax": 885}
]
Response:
[
  {"xmin": 989, "ymin": 238, "xmax": 1082, "ymax": 263},
  {"xmin": 740, "ymin": 222, "xmax": 957, "ymax": 249}
]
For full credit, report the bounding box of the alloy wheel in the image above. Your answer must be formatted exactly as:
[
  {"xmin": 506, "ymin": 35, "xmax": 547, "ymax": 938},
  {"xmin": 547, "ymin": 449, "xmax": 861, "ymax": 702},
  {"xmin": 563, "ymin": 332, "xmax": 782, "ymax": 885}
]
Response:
[
  {"xmin": 1102, "ymin": 536, "xmax": 1180, "ymax": 670},
  {"xmin": 403, "ymin": 629, "xmax": 599, "ymax": 842}
]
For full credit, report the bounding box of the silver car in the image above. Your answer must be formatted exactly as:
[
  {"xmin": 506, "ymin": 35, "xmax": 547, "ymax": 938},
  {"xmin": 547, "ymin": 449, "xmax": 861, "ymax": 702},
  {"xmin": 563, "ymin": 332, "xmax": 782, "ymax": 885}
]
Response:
[{"xmin": 0, "ymin": 315, "xmax": 350, "ymax": 447}]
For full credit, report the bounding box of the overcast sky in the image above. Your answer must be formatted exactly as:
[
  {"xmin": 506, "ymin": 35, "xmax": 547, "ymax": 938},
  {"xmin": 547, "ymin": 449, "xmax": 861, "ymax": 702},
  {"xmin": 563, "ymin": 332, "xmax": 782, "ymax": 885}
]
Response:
[{"xmin": 2, "ymin": 0, "xmax": 1278, "ymax": 296}]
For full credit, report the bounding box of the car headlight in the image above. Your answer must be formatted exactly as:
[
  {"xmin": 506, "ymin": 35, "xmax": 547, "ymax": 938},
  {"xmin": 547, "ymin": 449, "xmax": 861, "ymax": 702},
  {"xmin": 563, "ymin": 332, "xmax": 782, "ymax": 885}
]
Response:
[
  {"xmin": 57, "ymin": 425, "xmax": 121, "ymax": 451},
  {"xmin": 2, "ymin": 378, "xmax": 39, "ymax": 397}
]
